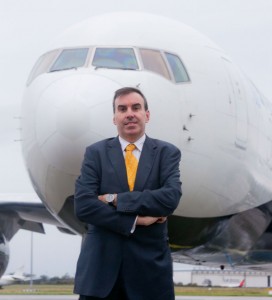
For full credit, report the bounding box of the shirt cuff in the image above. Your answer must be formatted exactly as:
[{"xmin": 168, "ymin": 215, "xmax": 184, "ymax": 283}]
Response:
[{"xmin": 130, "ymin": 216, "xmax": 138, "ymax": 233}]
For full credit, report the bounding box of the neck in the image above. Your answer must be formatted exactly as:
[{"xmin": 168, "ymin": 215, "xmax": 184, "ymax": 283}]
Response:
[{"xmin": 120, "ymin": 134, "xmax": 145, "ymax": 143}]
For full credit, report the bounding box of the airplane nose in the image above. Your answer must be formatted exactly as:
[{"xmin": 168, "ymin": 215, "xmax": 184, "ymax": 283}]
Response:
[{"xmin": 35, "ymin": 73, "xmax": 121, "ymax": 175}]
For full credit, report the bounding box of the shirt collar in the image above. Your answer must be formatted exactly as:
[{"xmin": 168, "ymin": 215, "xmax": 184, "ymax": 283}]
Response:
[{"xmin": 119, "ymin": 134, "xmax": 146, "ymax": 152}]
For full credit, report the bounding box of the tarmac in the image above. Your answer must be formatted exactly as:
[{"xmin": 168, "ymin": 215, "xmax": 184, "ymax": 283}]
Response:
[
  {"xmin": 175, "ymin": 297, "xmax": 272, "ymax": 300},
  {"xmin": 0, "ymin": 296, "xmax": 271, "ymax": 300},
  {"xmin": 0, "ymin": 297, "xmax": 77, "ymax": 300}
]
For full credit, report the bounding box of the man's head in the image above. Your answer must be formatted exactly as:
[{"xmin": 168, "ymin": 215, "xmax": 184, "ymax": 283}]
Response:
[
  {"xmin": 113, "ymin": 87, "xmax": 150, "ymax": 142},
  {"xmin": 113, "ymin": 87, "xmax": 148, "ymax": 112}
]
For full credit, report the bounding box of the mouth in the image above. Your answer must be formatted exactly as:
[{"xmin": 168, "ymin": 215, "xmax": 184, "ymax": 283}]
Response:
[{"xmin": 124, "ymin": 121, "xmax": 137, "ymax": 126}]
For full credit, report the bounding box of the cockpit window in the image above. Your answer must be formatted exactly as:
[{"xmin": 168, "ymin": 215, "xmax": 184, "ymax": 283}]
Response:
[
  {"xmin": 165, "ymin": 52, "xmax": 189, "ymax": 83},
  {"xmin": 139, "ymin": 49, "xmax": 171, "ymax": 80},
  {"xmin": 50, "ymin": 48, "xmax": 89, "ymax": 72},
  {"xmin": 26, "ymin": 49, "xmax": 60, "ymax": 85},
  {"xmin": 92, "ymin": 48, "xmax": 138, "ymax": 70}
]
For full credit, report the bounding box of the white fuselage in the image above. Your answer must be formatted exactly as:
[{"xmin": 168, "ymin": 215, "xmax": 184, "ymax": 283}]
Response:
[
  {"xmin": 0, "ymin": 266, "xmax": 26, "ymax": 287},
  {"xmin": 21, "ymin": 12, "xmax": 272, "ymax": 234}
]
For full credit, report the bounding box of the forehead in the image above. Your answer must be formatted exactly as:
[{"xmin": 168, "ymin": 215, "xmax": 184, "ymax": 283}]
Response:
[{"xmin": 115, "ymin": 92, "xmax": 145, "ymax": 107}]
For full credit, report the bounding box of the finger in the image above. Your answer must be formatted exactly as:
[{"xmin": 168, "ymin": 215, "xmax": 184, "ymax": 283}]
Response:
[
  {"xmin": 157, "ymin": 217, "xmax": 167, "ymax": 223},
  {"xmin": 98, "ymin": 195, "xmax": 107, "ymax": 203}
]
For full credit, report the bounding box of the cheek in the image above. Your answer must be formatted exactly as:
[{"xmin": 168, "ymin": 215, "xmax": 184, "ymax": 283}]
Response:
[
  {"xmin": 114, "ymin": 117, "xmax": 123, "ymax": 127},
  {"xmin": 113, "ymin": 115, "xmax": 120, "ymax": 125}
]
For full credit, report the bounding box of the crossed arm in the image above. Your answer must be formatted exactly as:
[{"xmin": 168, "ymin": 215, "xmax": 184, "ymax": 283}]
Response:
[
  {"xmin": 97, "ymin": 145, "xmax": 181, "ymax": 226},
  {"xmin": 98, "ymin": 194, "xmax": 167, "ymax": 226},
  {"xmin": 75, "ymin": 143, "xmax": 181, "ymax": 235}
]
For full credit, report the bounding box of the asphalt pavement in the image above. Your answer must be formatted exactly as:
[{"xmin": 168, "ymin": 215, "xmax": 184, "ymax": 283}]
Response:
[{"xmin": 0, "ymin": 296, "xmax": 271, "ymax": 300}]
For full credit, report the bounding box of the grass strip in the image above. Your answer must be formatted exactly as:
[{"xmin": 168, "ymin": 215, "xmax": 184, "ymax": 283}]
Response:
[{"xmin": 0, "ymin": 284, "xmax": 272, "ymax": 297}]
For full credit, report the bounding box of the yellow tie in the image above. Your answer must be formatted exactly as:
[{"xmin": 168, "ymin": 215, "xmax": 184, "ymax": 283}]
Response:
[{"xmin": 125, "ymin": 144, "xmax": 138, "ymax": 191}]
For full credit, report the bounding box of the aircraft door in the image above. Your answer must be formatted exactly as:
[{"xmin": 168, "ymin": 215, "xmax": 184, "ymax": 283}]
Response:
[{"xmin": 222, "ymin": 59, "xmax": 248, "ymax": 149}]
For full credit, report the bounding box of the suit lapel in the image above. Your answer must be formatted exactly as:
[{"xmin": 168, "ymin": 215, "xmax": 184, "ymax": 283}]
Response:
[
  {"xmin": 107, "ymin": 137, "xmax": 129, "ymax": 190},
  {"xmin": 134, "ymin": 137, "xmax": 157, "ymax": 191}
]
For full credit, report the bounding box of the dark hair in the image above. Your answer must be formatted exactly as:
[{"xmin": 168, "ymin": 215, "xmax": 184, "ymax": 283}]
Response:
[{"xmin": 113, "ymin": 87, "xmax": 149, "ymax": 112}]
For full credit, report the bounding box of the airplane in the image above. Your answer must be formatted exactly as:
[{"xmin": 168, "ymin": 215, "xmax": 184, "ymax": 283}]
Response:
[
  {"xmin": 0, "ymin": 198, "xmax": 75, "ymax": 279},
  {"xmin": 223, "ymin": 279, "xmax": 245, "ymax": 288},
  {"xmin": 1, "ymin": 11, "xmax": 272, "ymax": 279},
  {"xmin": 202, "ymin": 278, "xmax": 245, "ymax": 288},
  {"xmin": 0, "ymin": 266, "xmax": 28, "ymax": 288}
]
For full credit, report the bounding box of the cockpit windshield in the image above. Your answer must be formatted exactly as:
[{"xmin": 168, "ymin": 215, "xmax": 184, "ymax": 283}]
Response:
[
  {"xmin": 50, "ymin": 48, "xmax": 89, "ymax": 72},
  {"xmin": 92, "ymin": 48, "xmax": 139, "ymax": 70},
  {"xmin": 27, "ymin": 46, "xmax": 190, "ymax": 86}
]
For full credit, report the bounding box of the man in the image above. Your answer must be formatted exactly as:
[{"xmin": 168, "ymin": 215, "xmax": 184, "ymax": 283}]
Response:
[{"xmin": 74, "ymin": 87, "xmax": 182, "ymax": 300}]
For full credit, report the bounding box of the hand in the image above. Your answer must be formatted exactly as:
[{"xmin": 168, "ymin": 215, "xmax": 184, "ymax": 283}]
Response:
[
  {"xmin": 136, "ymin": 216, "xmax": 167, "ymax": 226},
  {"xmin": 98, "ymin": 194, "xmax": 107, "ymax": 204},
  {"xmin": 156, "ymin": 216, "xmax": 167, "ymax": 223}
]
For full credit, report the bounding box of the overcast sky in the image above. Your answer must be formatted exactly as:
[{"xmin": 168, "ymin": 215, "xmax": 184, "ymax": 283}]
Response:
[{"xmin": 1, "ymin": 0, "xmax": 272, "ymax": 278}]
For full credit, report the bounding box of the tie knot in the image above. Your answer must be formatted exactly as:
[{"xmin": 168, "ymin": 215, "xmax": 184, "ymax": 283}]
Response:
[{"xmin": 126, "ymin": 144, "xmax": 136, "ymax": 152}]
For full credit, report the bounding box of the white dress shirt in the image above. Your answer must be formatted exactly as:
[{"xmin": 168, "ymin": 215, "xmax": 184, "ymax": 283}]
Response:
[{"xmin": 118, "ymin": 134, "xmax": 146, "ymax": 160}]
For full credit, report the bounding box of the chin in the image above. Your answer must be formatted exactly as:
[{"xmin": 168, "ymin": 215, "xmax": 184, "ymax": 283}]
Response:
[{"xmin": 124, "ymin": 133, "xmax": 141, "ymax": 141}]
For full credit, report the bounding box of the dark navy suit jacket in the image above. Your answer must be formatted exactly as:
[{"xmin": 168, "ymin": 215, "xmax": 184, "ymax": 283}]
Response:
[{"xmin": 74, "ymin": 136, "xmax": 182, "ymax": 299}]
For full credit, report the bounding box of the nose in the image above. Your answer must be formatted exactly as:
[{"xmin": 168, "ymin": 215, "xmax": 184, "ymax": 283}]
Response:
[
  {"xmin": 125, "ymin": 106, "xmax": 136, "ymax": 119},
  {"xmin": 126, "ymin": 110, "xmax": 135, "ymax": 119},
  {"xmin": 34, "ymin": 73, "xmax": 121, "ymax": 175}
]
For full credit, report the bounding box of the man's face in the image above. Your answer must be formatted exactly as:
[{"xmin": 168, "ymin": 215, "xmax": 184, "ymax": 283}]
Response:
[{"xmin": 113, "ymin": 92, "xmax": 150, "ymax": 142}]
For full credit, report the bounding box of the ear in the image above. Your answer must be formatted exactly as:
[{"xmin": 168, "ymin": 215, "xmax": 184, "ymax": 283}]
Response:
[
  {"xmin": 113, "ymin": 116, "xmax": 117, "ymax": 125},
  {"xmin": 145, "ymin": 110, "xmax": 150, "ymax": 123}
]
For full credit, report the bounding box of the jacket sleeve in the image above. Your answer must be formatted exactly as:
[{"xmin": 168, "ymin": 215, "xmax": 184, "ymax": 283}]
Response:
[
  {"xmin": 74, "ymin": 147, "xmax": 136, "ymax": 236},
  {"xmin": 116, "ymin": 144, "xmax": 182, "ymax": 217}
]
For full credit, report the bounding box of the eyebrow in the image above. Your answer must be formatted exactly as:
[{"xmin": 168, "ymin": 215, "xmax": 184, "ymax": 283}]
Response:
[
  {"xmin": 132, "ymin": 103, "xmax": 142, "ymax": 108},
  {"xmin": 117, "ymin": 105, "xmax": 126, "ymax": 110},
  {"xmin": 117, "ymin": 103, "xmax": 142, "ymax": 109}
]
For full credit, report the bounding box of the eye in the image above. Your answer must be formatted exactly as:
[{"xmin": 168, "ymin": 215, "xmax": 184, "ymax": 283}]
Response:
[
  {"xmin": 132, "ymin": 104, "xmax": 141, "ymax": 111},
  {"xmin": 118, "ymin": 106, "xmax": 127, "ymax": 112}
]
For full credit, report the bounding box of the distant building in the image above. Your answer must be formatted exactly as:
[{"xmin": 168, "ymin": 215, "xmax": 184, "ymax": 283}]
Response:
[{"xmin": 173, "ymin": 268, "xmax": 271, "ymax": 288}]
